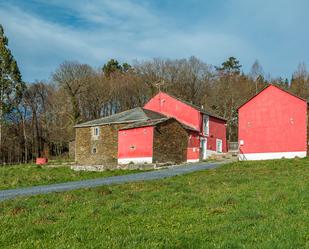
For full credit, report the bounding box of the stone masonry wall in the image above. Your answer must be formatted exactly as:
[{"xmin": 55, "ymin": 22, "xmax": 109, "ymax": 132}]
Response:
[
  {"xmin": 153, "ymin": 120, "xmax": 188, "ymax": 163},
  {"xmin": 75, "ymin": 124, "xmax": 125, "ymax": 165}
]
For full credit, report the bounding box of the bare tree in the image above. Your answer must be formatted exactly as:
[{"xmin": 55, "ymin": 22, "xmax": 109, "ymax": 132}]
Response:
[
  {"xmin": 53, "ymin": 61, "xmax": 94, "ymax": 124},
  {"xmin": 290, "ymin": 63, "xmax": 309, "ymax": 98},
  {"xmin": 250, "ymin": 60, "xmax": 264, "ymax": 93}
]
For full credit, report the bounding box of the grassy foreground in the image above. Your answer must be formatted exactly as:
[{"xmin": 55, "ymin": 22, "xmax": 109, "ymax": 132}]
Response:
[
  {"xmin": 0, "ymin": 164, "xmax": 141, "ymax": 190},
  {"xmin": 0, "ymin": 159, "xmax": 308, "ymax": 249}
]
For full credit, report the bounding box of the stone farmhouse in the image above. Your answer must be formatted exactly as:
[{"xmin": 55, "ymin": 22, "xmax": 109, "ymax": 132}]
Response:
[{"xmin": 74, "ymin": 92, "xmax": 227, "ymax": 165}]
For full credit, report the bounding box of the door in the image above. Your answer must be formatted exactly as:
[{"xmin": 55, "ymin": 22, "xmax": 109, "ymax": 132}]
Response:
[
  {"xmin": 216, "ymin": 139, "xmax": 223, "ymax": 153},
  {"xmin": 200, "ymin": 138, "xmax": 207, "ymax": 160}
]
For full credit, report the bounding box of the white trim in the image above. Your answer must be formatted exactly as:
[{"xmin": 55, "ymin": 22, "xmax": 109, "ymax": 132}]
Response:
[
  {"xmin": 118, "ymin": 157, "xmax": 152, "ymax": 164},
  {"xmin": 91, "ymin": 126, "xmax": 100, "ymax": 140},
  {"xmin": 94, "ymin": 127, "xmax": 99, "ymax": 136},
  {"xmin": 239, "ymin": 151, "xmax": 307, "ymax": 161},
  {"xmin": 187, "ymin": 159, "xmax": 199, "ymax": 163},
  {"xmin": 200, "ymin": 138, "xmax": 207, "ymax": 160},
  {"xmin": 203, "ymin": 115, "xmax": 209, "ymax": 136},
  {"xmin": 216, "ymin": 139, "xmax": 223, "ymax": 153}
]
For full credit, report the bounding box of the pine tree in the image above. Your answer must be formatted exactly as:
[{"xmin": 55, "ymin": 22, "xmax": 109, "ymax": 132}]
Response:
[
  {"xmin": 216, "ymin": 57, "xmax": 242, "ymax": 75},
  {"xmin": 0, "ymin": 24, "xmax": 25, "ymax": 158},
  {"xmin": 102, "ymin": 59, "xmax": 132, "ymax": 77},
  {"xmin": 102, "ymin": 59, "xmax": 122, "ymax": 77}
]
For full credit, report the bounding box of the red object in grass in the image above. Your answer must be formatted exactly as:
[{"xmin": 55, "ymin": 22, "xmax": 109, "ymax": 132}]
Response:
[{"xmin": 36, "ymin": 158, "xmax": 48, "ymax": 165}]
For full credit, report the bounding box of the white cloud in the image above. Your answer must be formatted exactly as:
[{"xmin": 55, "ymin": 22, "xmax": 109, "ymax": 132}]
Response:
[{"xmin": 0, "ymin": 0, "xmax": 261, "ymax": 82}]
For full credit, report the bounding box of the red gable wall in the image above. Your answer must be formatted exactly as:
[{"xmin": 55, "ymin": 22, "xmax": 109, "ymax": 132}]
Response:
[
  {"xmin": 208, "ymin": 117, "xmax": 227, "ymax": 152},
  {"xmin": 118, "ymin": 126, "xmax": 154, "ymax": 159},
  {"xmin": 144, "ymin": 92, "xmax": 227, "ymax": 154},
  {"xmin": 238, "ymin": 85, "xmax": 307, "ymax": 154},
  {"xmin": 144, "ymin": 92, "xmax": 202, "ymax": 131},
  {"xmin": 187, "ymin": 131, "xmax": 200, "ymax": 161}
]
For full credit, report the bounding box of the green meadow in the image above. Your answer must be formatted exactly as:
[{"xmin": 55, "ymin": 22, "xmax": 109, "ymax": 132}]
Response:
[
  {"xmin": 0, "ymin": 159, "xmax": 308, "ymax": 249},
  {"xmin": 0, "ymin": 163, "xmax": 141, "ymax": 190}
]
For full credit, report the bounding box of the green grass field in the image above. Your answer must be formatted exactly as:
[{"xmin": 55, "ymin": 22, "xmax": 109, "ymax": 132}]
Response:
[
  {"xmin": 0, "ymin": 164, "xmax": 141, "ymax": 190},
  {"xmin": 0, "ymin": 159, "xmax": 308, "ymax": 249}
]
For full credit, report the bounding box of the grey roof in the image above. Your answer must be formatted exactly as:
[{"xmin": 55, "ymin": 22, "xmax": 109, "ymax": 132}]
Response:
[
  {"xmin": 120, "ymin": 117, "xmax": 199, "ymax": 132},
  {"xmin": 75, "ymin": 107, "xmax": 166, "ymax": 128},
  {"xmin": 181, "ymin": 123, "xmax": 199, "ymax": 132},
  {"xmin": 120, "ymin": 118, "xmax": 170, "ymax": 130}
]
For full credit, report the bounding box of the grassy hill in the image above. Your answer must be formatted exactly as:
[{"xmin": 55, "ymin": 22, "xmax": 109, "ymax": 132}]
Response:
[{"xmin": 0, "ymin": 159, "xmax": 308, "ymax": 249}]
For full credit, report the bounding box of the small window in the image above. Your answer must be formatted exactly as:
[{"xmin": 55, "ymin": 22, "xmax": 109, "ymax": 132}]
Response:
[
  {"xmin": 203, "ymin": 115, "xmax": 209, "ymax": 136},
  {"xmin": 92, "ymin": 147, "xmax": 97, "ymax": 154},
  {"xmin": 92, "ymin": 127, "xmax": 99, "ymax": 140},
  {"xmin": 94, "ymin": 127, "xmax": 99, "ymax": 136}
]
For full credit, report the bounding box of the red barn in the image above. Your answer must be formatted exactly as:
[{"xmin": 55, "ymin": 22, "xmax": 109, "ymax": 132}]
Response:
[
  {"xmin": 118, "ymin": 92, "xmax": 227, "ymax": 164},
  {"xmin": 238, "ymin": 85, "xmax": 308, "ymax": 160}
]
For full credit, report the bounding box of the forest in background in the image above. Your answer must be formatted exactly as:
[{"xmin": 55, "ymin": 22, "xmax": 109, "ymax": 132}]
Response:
[{"xmin": 1, "ymin": 24, "xmax": 309, "ymax": 164}]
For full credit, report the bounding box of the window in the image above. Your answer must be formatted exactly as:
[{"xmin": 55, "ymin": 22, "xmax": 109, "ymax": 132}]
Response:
[
  {"xmin": 200, "ymin": 138, "xmax": 207, "ymax": 160},
  {"xmin": 92, "ymin": 127, "xmax": 99, "ymax": 140},
  {"xmin": 94, "ymin": 127, "xmax": 99, "ymax": 136},
  {"xmin": 92, "ymin": 147, "xmax": 97, "ymax": 154},
  {"xmin": 203, "ymin": 115, "xmax": 209, "ymax": 136},
  {"xmin": 216, "ymin": 139, "xmax": 223, "ymax": 153}
]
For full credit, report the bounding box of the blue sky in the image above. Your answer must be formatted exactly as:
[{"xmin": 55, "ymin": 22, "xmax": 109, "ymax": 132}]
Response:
[{"xmin": 1, "ymin": 0, "xmax": 309, "ymax": 82}]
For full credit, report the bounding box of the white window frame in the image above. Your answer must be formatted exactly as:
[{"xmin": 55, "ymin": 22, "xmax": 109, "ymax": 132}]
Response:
[
  {"xmin": 216, "ymin": 139, "xmax": 223, "ymax": 153},
  {"xmin": 203, "ymin": 115, "xmax": 209, "ymax": 136},
  {"xmin": 92, "ymin": 127, "xmax": 100, "ymax": 140},
  {"xmin": 200, "ymin": 138, "xmax": 207, "ymax": 160}
]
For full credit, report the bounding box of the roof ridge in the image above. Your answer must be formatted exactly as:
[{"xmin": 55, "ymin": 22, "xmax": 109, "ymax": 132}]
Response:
[
  {"xmin": 82, "ymin": 107, "xmax": 141, "ymax": 123},
  {"xmin": 119, "ymin": 117, "xmax": 171, "ymax": 130},
  {"xmin": 75, "ymin": 106, "xmax": 168, "ymax": 128},
  {"xmin": 157, "ymin": 91, "xmax": 227, "ymax": 121}
]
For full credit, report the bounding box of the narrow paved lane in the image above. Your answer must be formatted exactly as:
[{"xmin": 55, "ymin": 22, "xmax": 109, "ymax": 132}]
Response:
[{"xmin": 0, "ymin": 161, "xmax": 226, "ymax": 202}]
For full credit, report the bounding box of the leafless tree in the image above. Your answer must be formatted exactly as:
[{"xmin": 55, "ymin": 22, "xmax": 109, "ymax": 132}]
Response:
[{"xmin": 53, "ymin": 61, "xmax": 95, "ymax": 124}]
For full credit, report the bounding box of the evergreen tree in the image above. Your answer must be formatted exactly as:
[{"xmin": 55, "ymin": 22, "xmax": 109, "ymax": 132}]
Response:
[
  {"xmin": 216, "ymin": 56, "xmax": 242, "ymax": 75},
  {"xmin": 122, "ymin": 62, "xmax": 132, "ymax": 72},
  {"xmin": 102, "ymin": 59, "xmax": 132, "ymax": 77},
  {"xmin": 0, "ymin": 24, "xmax": 25, "ymax": 157},
  {"xmin": 102, "ymin": 59, "xmax": 122, "ymax": 77}
]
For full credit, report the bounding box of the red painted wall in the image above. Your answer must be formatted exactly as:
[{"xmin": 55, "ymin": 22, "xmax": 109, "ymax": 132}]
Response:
[
  {"xmin": 144, "ymin": 92, "xmax": 202, "ymax": 130},
  {"xmin": 144, "ymin": 92, "xmax": 227, "ymax": 155},
  {"xmin": 238, "ymin": 85, "xmax": 307, "ymax": 154},
  {"xmin": 207, "ymin": 117, "xmax": 227, "ymax": 152},
  {"xmin": 118, "ymin": 126, "xmax": 154, "ymax": 158},
  {"xmin": 187, "ymin": 131, "xmax": 200, "ymax": 160}
]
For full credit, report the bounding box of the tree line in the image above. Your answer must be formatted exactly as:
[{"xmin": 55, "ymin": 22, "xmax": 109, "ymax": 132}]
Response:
[{"xmin": 1, "ymin": 24, "xmax": 309, "ymax": 164}]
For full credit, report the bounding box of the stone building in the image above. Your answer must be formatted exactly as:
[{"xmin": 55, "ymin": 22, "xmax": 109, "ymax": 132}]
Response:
[
  {"xmin": 74, "ymin": 92, "xmax": 227, "ymax": 166},
  {"xmin": 74, "ymin": 107, "xmax": 166, "ymax": 165}
]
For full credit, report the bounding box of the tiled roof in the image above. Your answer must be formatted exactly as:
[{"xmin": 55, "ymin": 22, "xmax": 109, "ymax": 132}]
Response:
[{"xmin": 75, "ymin": 107, "xmax": 166, "ymax": 128}]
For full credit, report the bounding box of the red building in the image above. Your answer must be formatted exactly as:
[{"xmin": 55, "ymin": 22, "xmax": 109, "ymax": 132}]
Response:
[
  {"xmin": 238, "ymin": 85, "xmax": 308, "ymax": 160},
  {"xmin": 118, "ymin": 92, "xmax": 227, "ymax": 164}
]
